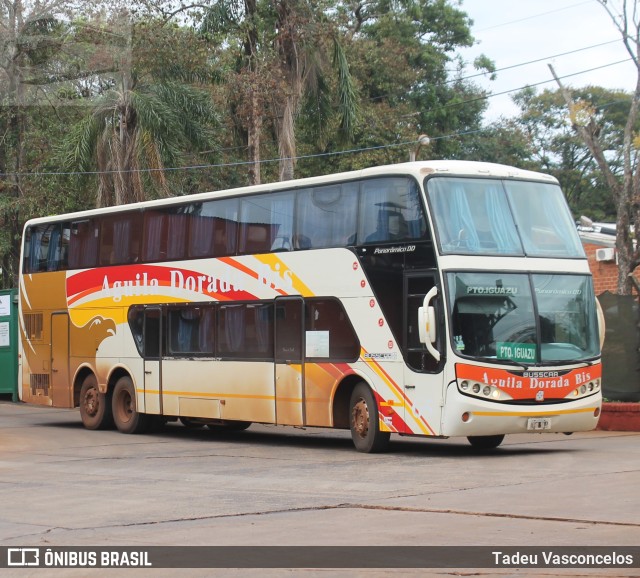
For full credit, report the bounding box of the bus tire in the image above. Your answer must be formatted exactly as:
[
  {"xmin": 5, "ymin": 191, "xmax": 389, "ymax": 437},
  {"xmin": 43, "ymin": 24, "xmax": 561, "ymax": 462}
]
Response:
[
  {"xmin": 112, "ymin": 376, "xmax": 149, "ymax": 434},
  {"xmin": 467, "ymin": 434, "xmax": 505, "ymax": 449},
  {"xmin": 79, "ymin": 374, "xmax": 113, "ymax": 430},
  {"xmin": 349, "ymin": 383, "xmax": 390, "ymax": 453}
]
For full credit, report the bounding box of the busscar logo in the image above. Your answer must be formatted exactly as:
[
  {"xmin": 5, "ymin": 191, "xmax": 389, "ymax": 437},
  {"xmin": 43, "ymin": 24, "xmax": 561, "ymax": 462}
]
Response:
[{"xmin": 8, "ymin": 548, "xmax": 39, "ymax": 566}]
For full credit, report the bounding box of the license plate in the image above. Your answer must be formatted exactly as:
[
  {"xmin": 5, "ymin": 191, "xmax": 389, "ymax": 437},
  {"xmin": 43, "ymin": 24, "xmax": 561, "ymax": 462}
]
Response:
[{"xmin": 527, "ymin": 417, "xmax": 551, "ymax": 431}]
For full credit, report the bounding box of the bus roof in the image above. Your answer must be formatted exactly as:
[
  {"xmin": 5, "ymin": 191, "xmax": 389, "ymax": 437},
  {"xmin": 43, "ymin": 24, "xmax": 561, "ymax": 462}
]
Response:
[{"xmin": 24, "ymin": 160, "xmax": 559, "ymax": 227}]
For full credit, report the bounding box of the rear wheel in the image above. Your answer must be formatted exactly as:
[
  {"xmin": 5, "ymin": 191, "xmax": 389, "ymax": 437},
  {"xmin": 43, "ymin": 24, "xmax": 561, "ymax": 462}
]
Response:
[
  {"xmin": 467, "ymin": 434, "xmax": 505, "ymax": 449},
  {"xmin": 112, "ymin": 376, "xmax": 150, "ymax": 434},
  {"xmin": 349, "ymin": 383, "xmax": 390, "ymax": 453},
  {"xmin": 79, "ymin": 374, "xmax": 113, "ymax": 430}
]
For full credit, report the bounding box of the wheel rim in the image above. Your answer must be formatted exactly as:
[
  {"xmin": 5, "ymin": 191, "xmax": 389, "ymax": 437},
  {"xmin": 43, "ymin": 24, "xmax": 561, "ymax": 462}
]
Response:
[
  {"xmin": 115, "ymin": 389, "xmax": 133, "ymax": 424},
  {"xmin": 83, "ymin": 387, "xmax": 99, "ymax": 418},
  {"xmin": 352, "ymin": 397, "xmax": 370, "ymax": 439}
]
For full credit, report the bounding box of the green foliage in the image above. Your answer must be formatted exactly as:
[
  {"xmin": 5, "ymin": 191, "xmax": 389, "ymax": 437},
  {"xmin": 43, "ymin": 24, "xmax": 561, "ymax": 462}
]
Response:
[
  {"xmin": 7, "ymin": 0, "xmax": 634, "ymax": 284},
  {"xmin": 510, "ymin": 86, "xmax": 633, "ymax": 221}
]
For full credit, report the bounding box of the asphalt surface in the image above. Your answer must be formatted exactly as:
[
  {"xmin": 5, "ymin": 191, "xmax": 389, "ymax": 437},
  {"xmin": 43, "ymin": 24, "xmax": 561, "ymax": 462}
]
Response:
[{"xmin": 0, "ymin": 400, "xmax": 639, "ymax": 577}]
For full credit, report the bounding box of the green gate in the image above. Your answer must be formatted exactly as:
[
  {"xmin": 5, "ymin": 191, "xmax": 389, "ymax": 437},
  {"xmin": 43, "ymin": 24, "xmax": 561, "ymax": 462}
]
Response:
[{"xmin": 0, "ymin": 289, "xmax": 18, "ymax": 401}]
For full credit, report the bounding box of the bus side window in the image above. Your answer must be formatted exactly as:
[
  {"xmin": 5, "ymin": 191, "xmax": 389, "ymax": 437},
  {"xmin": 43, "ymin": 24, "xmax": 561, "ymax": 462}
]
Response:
[
  {"xmin": 188, "ymin": 199, "xmax": 239, "ymax": 259},
  {"xmin": 216, "ymin": 303, "xmax": 274, "ymax": 360},
  {"xmin": 128, "ymin": 307, "xmax": 145, "ymax": 356},
  {"xmin": 24, "ymin": 224, "xmax": 67, "ymax": 273},
  {"xmin": 295, "ymin": 184, "xmax": 358, "ymax": 249},
  {"xmin": 239, "ymin": 193, "xmax": 294, "ymax": 255},
  {"xmin": 68, "ymin": 219, "xmax": 99, "ymax": 269},
  {"xmin": 167, "ymin": 305, "xmax": 215, "ymax": 356},
  {"xmin": 359, "ymin": 178, "xmax": 426, "ymax": 244},
  {"xmin": 99, "ymin": 212, "xmax": 142, "ymax": 266},
  {"xmin": 305, "ymin": 299, "xmax": 359, "ymax": 361}
]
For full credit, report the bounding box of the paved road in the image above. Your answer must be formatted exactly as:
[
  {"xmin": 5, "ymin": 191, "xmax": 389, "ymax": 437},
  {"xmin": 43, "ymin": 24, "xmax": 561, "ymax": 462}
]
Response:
[{"xmin": 0, "ymin": 401, "xmax": 639, "ymax": 577}]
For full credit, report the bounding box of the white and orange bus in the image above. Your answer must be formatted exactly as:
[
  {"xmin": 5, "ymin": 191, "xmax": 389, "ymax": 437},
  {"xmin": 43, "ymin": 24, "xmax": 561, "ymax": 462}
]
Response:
[{"xmin": 18, "ymin": 161, "xmax": 602, "ymax": 452}]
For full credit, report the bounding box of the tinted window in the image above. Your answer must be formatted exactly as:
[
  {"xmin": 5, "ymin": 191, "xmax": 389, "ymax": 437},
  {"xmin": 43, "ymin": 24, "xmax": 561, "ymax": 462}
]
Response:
[
  {"xmin": 99, "ymin": 212, "xmax": 142, "ymax": 265},
  {"xmin": 305, "ymin": 299, "xmax": 359, "ymax": 361},
  {"xmin": 23, "ymin": 223, "xmax": 69, "ymax": 273},
  {"xmin": 128, "ymin": 307, "xmax": 145, "ymax": 356},
  {"xmin": 188, "ymin": 199, "xmax": 239, "ymax": 258},
  {"xmin": 359, "ymin": 178, "xmax": 427, "ymax": 244},
  {"xmin": 128, "ymin": 306, "xmax": 166, "ymax": 358},
  {"xmin": 168, "ymin": 305, "xmax": 215, "ymax": 355},
  {"xmin": 68, "ymin": 219, "xmax": 99, "ymax": 269},
  {"xmin": 218, "ymin": 303, "xmax": 274, "ymax": 359},
  {"xmin": 295, "ymin": 183, "xmax": 358, "ymax": 249},
  {"xmin": 239, "ymin": 192, "xmax": 294, "ymax": 254},
  {"xmin": 142, "ymin": 206, "xmax": 189, "ymax": 262}
]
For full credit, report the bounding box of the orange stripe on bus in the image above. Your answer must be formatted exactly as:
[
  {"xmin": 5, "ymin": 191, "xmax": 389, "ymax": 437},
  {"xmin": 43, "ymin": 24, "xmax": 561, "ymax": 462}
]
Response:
[
  {"xmin": 473, "ymin": 407, "xmax": 598, "ymax": 417},
  {"xmin": 360, "ymin": 347, "xmax": 436, "ymax": 436}
]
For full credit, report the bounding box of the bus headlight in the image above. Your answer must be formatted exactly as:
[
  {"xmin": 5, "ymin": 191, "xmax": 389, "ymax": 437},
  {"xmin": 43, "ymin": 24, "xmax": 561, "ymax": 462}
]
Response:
[
  {"xmin": 571, "ymin": 379, "xmax": 601, "ymax": 399},
  {"xmin": 457, "ymin": 380, "xmax": 512, "ymax": 401}
]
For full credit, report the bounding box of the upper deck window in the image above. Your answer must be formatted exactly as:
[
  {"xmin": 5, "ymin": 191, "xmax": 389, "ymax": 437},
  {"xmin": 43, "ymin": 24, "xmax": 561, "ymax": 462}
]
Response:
[
  {"xmin": 359, "ymin": 178, "xmax": 427, "ymax": 244},
  {"xmin": 426, "ymin": 177, "xmax": 584, "ymax": 258}
]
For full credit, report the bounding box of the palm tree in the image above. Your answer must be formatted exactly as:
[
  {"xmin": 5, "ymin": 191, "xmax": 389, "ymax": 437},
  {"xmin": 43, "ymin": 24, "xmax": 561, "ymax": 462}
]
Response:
[
  {"xmin": 62, "ymin": 18, "xmax": 219, "ymax": 207},
  {"xmin": 273, "ymin": 0, "xmax": 357, "ymax": 181}
]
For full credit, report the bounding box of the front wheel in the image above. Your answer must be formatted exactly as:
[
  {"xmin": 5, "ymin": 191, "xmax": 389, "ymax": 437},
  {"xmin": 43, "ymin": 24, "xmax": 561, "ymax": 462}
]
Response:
[
  {"xmin": 467, "ymin": 434, "xmax": 505, "ymax": 449},
  {"xmin": 79, "ymin": 374, "xmax": 113, "ymax": 430},
  {"xmin": 349, "ymin": 383, "xmax": 390, "ymax": 453},
  {"xmin": 112, "ymin": 376, "xmax": 150, "ymax": 434}
]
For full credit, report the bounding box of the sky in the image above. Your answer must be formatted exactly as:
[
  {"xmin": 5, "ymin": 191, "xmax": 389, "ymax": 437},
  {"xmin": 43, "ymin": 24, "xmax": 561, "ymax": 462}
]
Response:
[{"xmin": 457, "ymin": 0, "xmax": 637, "ymax": 122}]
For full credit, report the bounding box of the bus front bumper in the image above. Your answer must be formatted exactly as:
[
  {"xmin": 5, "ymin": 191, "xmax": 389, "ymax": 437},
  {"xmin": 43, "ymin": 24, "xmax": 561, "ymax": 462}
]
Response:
[{"xmin": 441, "ymin": 383, "xmax": 602, "ymax": 438}]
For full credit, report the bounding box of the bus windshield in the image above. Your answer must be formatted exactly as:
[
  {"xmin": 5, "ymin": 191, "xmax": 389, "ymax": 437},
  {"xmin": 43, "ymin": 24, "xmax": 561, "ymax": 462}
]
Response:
[
  {"xmin": 447, "ymin": 272, "xmax": 600, "ymax": 365},
  {"xmin": 426, "ymin": 177, "xmax": 585, "ymax": 257}
]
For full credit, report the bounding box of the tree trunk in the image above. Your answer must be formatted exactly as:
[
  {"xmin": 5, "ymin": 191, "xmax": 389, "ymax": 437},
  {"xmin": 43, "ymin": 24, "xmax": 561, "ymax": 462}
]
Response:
[{"xmin": 247, "ymin": 88, "xmax": 262, "ymax": 186}]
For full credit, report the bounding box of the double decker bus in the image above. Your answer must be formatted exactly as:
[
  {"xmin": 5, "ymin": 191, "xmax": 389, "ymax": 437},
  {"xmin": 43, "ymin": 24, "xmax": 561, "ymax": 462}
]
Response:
[{"xmin": 18, "ymin": 161, "xmax": 602, "ymax": 452}]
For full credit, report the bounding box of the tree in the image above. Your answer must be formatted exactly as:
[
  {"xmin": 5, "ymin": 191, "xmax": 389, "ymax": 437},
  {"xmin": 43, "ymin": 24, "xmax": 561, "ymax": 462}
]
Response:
[
  {"xmin": 272, "ymin": 1, "xmax": 357, "ymax": 181},
  {"xmin": 0, "ymin": 0, "xmax": 72, "ymax": 286},
  {"xmin": 550, "ymin": 0, "xmax": 640, "ymax": 294},
  {"xmin": 510, "ymin": 86, "xmax": 627, "ymax": 221},
  {"xmin": 61, "ymin": 14, "xmax": 219, "ymax": 206},
  {"xmin": 309, "ymin": 0, "xmax": 492, "ymax": 174},
  {"xmin": 201, "ymin": 0, "xmax": 357, "ymax": 183}
]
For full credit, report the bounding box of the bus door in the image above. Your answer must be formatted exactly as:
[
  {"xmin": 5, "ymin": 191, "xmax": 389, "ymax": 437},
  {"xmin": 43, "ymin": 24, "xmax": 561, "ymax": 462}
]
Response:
[
  {"xmin": 143, "ymin": 307, "xmax": 162, "ymax": 415},
  {"xmin": 274, "ymin": 297, "xmax": 305, "ymax": 426},
  {"xmin": 50, "ymin": 312, "xmax": 71, "ymax": 407},
  {"xmin": 403, "ymin": 271, "xmax": 444, "ymax": 433}
]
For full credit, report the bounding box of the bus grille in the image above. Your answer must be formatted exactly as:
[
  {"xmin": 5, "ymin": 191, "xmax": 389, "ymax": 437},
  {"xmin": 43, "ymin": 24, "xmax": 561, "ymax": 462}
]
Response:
[
  {"xmin": 30, "ymin": 374, "xmax": 50, "ymax": 396},
  {"xmin": 24, "ymin": 313, "xmax": 44, "ymax": 341}
]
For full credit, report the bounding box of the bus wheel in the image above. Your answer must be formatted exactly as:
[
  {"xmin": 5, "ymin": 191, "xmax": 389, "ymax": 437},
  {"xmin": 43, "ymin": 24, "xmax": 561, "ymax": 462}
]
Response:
[
  {"xmin": 79, "ymin": 374, "xmax": 113, "ymax": 430},
  {"xmin": 467, "ymin": 435, "xmax": 505, "ymax": 449},
  {"xmin": 349, "ymin": 383, "xmax": 390, "ymax": 453},
  {"xmin": 112, "ymin": 376, "xmax": 149, "ymax": 434}
]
